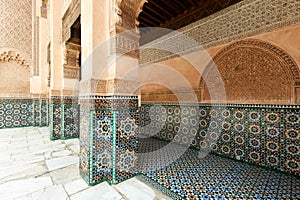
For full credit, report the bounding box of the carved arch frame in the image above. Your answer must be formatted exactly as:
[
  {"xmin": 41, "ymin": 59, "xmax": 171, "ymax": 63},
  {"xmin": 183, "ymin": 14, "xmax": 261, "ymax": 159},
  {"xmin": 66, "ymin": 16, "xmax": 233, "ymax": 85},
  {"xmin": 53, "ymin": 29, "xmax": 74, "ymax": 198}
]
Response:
[
  {"xmin": 199, "ymin": 39, "xmax": 300, "ymax": 104},
  {"xmin": 0, "ymin": 47, "xmax": 31, "ymax": 71}
]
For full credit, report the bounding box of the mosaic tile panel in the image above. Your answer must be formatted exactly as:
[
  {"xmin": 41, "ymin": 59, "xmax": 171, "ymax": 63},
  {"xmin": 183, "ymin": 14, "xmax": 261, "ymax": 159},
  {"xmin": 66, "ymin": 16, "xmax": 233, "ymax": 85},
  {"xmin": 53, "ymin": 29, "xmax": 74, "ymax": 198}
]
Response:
[
  {"xmin": 50, "ymin": 96, "xmax": 79, "ymax": 140},
  {"xmin": 33, "ymin": 99, "xmax": 41, "ymax": 127},
  {"xmin": 79, "ymin": 108, "xmax": 90, "ymax": 183},
  {"xmin": 140, "ymin": 103, "xmax": 300, "ymax": 176},
  {"xmin": 64, "ymin": 99, "xmax": 79, "ymax": 139},
  {"xmin": 115, "ymin": 110, "xmax": 138, "ymax": 183},
  {"xmin": 40, "ymin": 99, "xmax": 49, "ymax": 126},
  {"xmin": 90, "ymin": 110, "xmax": 114, "ymax": 185},
  {"xmin": 50, "ymin": 97, "xmax": 62, "ymax": 139},
  {"xmin": 0, "ymin": 98, "xmax": 48, "ymax": 129},
  {"xmin": 33, "ymin": 98, "xmax": 49, "ymax": 127},
  {"xmin": 138, "ymin": 138, "xmax": 300, "ymax": 200},
  {"xmin": 79, "ymin": 96, "xmax": 139, "ymax": 185},
  {"xmin": 0, "ymin": 98, "xmax": 34, "ymax": 129}
]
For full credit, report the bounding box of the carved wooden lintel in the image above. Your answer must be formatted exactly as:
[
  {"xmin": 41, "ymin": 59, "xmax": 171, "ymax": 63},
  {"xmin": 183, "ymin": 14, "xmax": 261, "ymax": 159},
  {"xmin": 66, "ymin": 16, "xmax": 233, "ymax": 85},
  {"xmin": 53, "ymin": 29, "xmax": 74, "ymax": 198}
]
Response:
[{"xmin": 62, "ymin": 0, "xmax": 81, "ymax": 42}]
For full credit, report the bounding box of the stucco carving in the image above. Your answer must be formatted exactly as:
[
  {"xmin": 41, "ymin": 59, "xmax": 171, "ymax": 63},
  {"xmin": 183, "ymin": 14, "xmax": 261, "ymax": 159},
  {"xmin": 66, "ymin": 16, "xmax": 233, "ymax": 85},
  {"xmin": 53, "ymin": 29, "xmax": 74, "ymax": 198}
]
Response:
[
  {"xmin": 200, "ymin": 39, "xmax": 300, "ymax": 104},
  {"xmin": 79, "ymin": 79, "xmax": 138, "ymax": 95},
  {"xmin": 0, "ymin": 0, "xmax": 32, "ymax": 59},
  {"xmin": 63, "ymin": 42, "xmax": 80, "ymax": 79},
  {"xmin": 0, "ymin": 51, "xmax": 30, "ymax": 70},
  {"xmin": 140, "ymin": 0, "xmax": 300, "ymax": 65},
  {"xmin": 116, "ymin": 0, "xmax": 146, "ymax": 31}
]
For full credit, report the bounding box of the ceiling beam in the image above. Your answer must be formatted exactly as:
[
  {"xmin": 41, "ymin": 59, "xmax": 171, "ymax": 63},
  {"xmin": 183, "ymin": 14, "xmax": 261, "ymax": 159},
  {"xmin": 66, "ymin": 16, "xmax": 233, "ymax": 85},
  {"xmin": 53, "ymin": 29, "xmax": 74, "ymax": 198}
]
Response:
[
  {"xmin": 160, "ymin": 0, "xmax": 182, "ymax": 16},
  {"xmin": 139, "ymin": 15, "xmax": 159, "ymax": 27},
  {"xmin": 144, "ymin": 3, "xmax": 172, "ymax": 21},
  {"xmin": 175, "ymin": 0, "xmax": 190, "ymax": 12},
  {"xmin": 187, "ymin": 0, "xmax": 197, "ymax": 8},
  {"xmin": 151, "ymin": 0, "xmax": 176, "ymax": 19},
  {"xmin": 140, "ymin": 21, "xmax": 152, "ymax": 27},
  {"xmin": 141, "ymin": 9, "xmax": 162, "ymax": 26}
]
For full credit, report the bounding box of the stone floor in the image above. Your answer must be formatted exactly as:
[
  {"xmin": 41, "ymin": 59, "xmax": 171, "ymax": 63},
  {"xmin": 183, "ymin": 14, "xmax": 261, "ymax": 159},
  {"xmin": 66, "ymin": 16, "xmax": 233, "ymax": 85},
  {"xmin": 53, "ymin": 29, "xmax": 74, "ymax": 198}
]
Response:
[{"xmin": 0, "ymin": 127, "xmax": 170, "ymax": 200}]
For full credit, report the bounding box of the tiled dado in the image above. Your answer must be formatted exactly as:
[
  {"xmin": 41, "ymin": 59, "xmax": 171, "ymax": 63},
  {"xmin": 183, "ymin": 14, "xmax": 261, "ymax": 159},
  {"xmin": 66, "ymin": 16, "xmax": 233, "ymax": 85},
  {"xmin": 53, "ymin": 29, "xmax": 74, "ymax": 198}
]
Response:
[
  {"xmin": 49, "ymin": 96, "xmax": 79, "ymax": 140},
  {"xmin": 139, "ymin": 103, "xmax": 300, "ymax": 176},
  {"xmin": 79, "ymin": 96, "xmax": 139, "ymax": 185},
  {"xmin": 0, "ymin": 98, "xmax": 48, "ymax": 129}
]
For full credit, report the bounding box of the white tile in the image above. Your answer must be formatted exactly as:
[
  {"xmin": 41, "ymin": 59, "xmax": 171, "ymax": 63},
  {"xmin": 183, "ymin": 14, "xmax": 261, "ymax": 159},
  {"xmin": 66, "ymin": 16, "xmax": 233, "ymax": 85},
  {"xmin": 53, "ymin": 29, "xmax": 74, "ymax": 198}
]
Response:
[
  {"xmin": 0, "ymin": 154, "xmax": 11, "ymax": 162},
  {"xmin": 70, "ymin": 182, "xmax": 122, "ymax": 200},
  {"xmin": 63, "ymin": 179, "xmax": 89, "ymax": 195},
  {"xmin": 114, "ymin": 178, "xmax": 155, "ymax": 200},
  {"xmin": 0, "ymin": 155, "xmax": 44, "ymax": 170},
  {"xmin": 49, "ymin": 163, "xmax": 81, "ymax": 185},
  {"xmin": 46, "ymin": 156, "xmax": 79, "ymax": 171},
  {"xmin": 0, "ymin": 177, "xmax": 53, "ymax": 199},
  {"xmin": 52, "ymin": 150, "xmax": 72, "ymax": 157},
  {"xmin": 17, "ymin": 184, "xmax": 68, "ymax": 200},
  {"xmin": 29, "ymin": 143, "xmax": 66, "ymax": 155},
  {"xmin": 0, "ymin": 164, "xmax": 37, "ymax": 179},
  {"xmin": 1, "ymin": 165, "xmax": 48, "ymax": 184},
  {"xmin": 69, "ymin": 144, "xmax": 80, "ymax": 154}
]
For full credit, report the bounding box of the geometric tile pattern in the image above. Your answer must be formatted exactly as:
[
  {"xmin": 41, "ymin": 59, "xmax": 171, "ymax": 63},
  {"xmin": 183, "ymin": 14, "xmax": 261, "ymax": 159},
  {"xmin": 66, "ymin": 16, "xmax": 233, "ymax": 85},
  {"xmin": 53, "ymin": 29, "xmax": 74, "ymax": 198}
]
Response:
[
  {"xmin": 138, "ymin": 138, "xmax": 300, "ymax": 200},
  {"xmin": 79, "ymin": 96, "xmax": 138, "ymax": 185},
  {"xmin": 49, "ymin": 96, "xmax": 79, "ymax": 140},
  {"xmin": 0, "ymin": 98, "xmax": 48, "ymax": 129},
  {"xmin": 140, "ymin": 103, "xmax": 300, "ymax": 176}
]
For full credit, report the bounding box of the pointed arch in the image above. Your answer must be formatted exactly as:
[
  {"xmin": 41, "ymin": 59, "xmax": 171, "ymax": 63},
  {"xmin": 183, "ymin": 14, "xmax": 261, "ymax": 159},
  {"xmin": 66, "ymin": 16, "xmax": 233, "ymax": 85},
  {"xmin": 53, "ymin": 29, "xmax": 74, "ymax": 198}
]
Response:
[{"xmin": 199, "ymin": 39, "xmax": 300, "ymax": 104}]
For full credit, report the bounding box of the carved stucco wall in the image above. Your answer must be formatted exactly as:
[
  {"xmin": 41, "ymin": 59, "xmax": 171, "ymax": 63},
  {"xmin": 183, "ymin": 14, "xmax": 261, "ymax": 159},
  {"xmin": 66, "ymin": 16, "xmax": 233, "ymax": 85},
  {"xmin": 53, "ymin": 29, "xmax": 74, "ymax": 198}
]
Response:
[
  {"xmin": 0, "ymin": 0, "xmax": 32, "ymax": 60},
  {"xmin": 140, "ymin": 0, "xmax": 300, "ymax": 65},
  {"xmin": 0, "ymin": 63, "xmax": 30, "ymax": 97},
  {"xmin": 201, "ymin": 39, "xmax": 300, "ymax": 104}
]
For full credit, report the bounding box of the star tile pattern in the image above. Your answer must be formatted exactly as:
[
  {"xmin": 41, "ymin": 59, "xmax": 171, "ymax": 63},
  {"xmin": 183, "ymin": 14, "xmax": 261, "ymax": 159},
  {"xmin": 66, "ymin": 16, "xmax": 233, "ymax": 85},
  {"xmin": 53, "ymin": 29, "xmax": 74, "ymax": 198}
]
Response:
[
  {"xmin": 139, "ymin": 103, "xmax": 300, "ymax": 176},
  {"xmin": 50, "ymin": 96, "xmax": 79, "ymax": 140},
  {"xmin": 0, "ymin": 98, "xmax": 48, "ymax": 129},
  {"xmin": 79, "ymin": 96, "xmax": 139, "ymax": 185},
  {"xmin": 138, "ymin": 138, "xmax": 300, "ymax": 200}
]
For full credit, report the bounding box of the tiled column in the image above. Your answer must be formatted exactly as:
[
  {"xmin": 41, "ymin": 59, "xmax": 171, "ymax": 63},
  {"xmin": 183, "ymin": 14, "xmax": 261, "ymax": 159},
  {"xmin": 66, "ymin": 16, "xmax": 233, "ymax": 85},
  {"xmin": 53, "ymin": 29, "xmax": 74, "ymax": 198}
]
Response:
[
  {"xmin": 48, "ymin": 0, "xmax": 80, "ymax": 140},
  {"xmin": 79, "ymin": 0, "xmax": 140, "ymax": 185},
  {"xmin": 50, "ymin": 96, "xmax": 79, "ymax": 140},
  {"xmin": 79, "ymin": 96, "xmax": 138, "ymax": 185},
  {"xmin": 33, "ymin": 98, "xmax": 49, "ymax": 127}
]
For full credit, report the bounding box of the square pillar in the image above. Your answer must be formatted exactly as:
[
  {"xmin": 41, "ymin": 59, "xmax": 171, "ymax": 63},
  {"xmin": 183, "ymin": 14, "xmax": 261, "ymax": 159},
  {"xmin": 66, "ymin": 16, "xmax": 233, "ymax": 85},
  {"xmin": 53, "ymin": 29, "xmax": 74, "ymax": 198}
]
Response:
[
  {"xmin": 33, "ymin": 98, "xmax": 49, "ymax": 127},
  {"xmin": 50, "ymin": 96, "xmax": 79, "ymax": 140},
  {"xmin": 79, "ymin": 96, "xmax": 139, "ymax": 185}
]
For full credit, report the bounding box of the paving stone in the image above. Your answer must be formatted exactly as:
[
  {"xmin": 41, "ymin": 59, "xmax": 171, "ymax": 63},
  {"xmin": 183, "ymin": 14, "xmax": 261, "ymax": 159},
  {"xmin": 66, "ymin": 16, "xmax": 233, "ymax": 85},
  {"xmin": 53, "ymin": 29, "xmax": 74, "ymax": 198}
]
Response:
[
  {"xmin": 0, "ymin": 127, "xmax": 170, "ymax": 199},
  {"xmin": 46, "ymin": 156, "xmax": 79, "ymax": 171},
  {"xmin": 70, "ymin": 182, "xmax": 123, "ymax": 200},
  {"xmin": 0, "ymin": 177, "xmax": 53, "ymax": 199},
  {"xmin": 29, "ymin": 143, "xmax": 66, "ymax": 154},
  {"xmin": 69, "ymin": 144, "xmax": 80, "ymax": 154},
  {"xmin": 1, "ymin": 165, "xmax": 48, "ymax": 184},
  {"xmin": 0, "ymin": 164, "xmax": 37, "ymax": 179},
  {"xmin": 49, "ymin": 163, "xmax": 81, "ymax": 185},
  {"xmin": 8, "ymin": 141, "xmax": 28, "ymax": 149},
  {"xmin": 16, "ymin": 184, "xmax": 68, "ymax": 200},
  {"xmin": 52, "ymin": 150, "xmax": 72, "ymax": 157},
  {"xmin": 114, "ymin": 178, "xmax": 156, "ymax": 200},
  {"xmin": 63, "ymin": 179, "xmax": 89, "ymax": 195}
]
